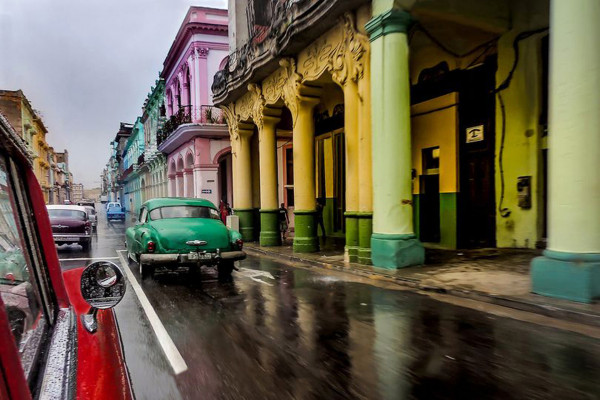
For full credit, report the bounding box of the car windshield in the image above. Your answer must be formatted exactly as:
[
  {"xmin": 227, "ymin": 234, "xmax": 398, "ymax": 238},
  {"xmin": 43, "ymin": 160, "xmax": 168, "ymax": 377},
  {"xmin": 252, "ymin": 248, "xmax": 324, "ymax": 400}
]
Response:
[
  {"xmin": 108, "ymin": 203, "xmax": 121, "ymax": 209},
  {"xmin": 48, "ymin": 209, "xmax": 86, "ymax": 220},
  {"xmin": 149, "ymin": 206, "xmax": 220, "ymax": 221}
]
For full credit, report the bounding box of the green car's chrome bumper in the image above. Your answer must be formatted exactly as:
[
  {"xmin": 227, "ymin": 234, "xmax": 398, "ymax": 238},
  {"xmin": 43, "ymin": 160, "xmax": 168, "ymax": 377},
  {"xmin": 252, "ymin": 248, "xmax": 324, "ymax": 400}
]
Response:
[{"xmin": 140, "ymin": 250, "xmax": 246, "ymax": 265}]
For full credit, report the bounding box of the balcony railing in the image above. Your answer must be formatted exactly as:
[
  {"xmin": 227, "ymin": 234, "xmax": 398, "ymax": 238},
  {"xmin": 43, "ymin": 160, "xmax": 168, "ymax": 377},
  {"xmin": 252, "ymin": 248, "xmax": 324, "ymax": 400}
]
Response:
[{"xmin": 157, "ymin": 105, "xmax": 224, "ymax": 146}]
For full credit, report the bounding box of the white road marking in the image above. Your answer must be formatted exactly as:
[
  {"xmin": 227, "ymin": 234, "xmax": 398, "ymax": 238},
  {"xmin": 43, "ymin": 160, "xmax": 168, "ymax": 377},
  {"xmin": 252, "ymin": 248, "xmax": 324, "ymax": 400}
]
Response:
[
  {"xmin": 58, "ymin": 257, "xmax": 120, "ymax": 261},
  {"xmin": 117, "ymin": 250, "xmax": 188, "ymax": 375},
  {"xmin": 236, "ymin": 267, "xmax": 275, "ymax": 286}
]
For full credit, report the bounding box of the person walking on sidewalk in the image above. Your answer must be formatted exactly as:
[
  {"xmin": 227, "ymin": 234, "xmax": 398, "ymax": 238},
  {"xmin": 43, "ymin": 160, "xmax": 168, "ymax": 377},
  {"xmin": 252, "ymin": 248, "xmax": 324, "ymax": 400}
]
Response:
[{"xmin": 279, "ymin": 203, "xmax": 289, "ymax": 243}]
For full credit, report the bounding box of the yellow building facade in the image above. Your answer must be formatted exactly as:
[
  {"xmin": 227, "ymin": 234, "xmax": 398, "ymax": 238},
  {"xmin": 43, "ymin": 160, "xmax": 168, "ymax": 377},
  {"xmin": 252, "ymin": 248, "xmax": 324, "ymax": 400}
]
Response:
[
  {"xmin": 0, "ymin": 90, "xmax": 53, "ymax": 202},
  {"xmin": 213, "ymin": 0, "xmax": 600, "ymax": 304},
  {"xmin": 218, "ymin": 6, "xmax": 373, "ymax": 263}
]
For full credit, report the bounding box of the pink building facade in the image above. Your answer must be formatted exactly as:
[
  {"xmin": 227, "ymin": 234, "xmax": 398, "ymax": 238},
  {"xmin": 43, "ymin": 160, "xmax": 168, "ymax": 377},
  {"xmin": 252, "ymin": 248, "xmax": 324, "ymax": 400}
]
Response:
[{"xmin": 158, "ymin": 7, "xmax": 232, "ymax": 207}]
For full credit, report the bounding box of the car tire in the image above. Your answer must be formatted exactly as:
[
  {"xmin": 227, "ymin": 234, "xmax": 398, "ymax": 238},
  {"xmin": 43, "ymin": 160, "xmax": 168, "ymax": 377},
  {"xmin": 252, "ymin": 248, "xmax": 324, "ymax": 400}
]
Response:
[
  {"xmin": 218, "ymin": 260, "xmax": 234, "ymax": 282},
  {"xmin": 139, "ymin": 258, "xmax": 154, "ymax": 280},
  {"xmin": 81, "ymin": 240, "xmax": 91, "ymax": 252}
]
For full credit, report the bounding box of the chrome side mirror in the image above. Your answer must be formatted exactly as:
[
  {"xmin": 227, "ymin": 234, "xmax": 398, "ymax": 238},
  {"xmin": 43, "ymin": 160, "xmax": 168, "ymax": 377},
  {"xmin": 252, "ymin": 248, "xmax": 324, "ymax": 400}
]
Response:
[{"xmin": 80, "ymin": 261, "xmax": 126, "ymax": 333}]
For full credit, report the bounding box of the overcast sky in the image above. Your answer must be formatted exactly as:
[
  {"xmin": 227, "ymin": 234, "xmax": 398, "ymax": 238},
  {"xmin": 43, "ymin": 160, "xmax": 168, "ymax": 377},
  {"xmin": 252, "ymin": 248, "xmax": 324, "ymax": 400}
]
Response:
[{"xmin": 0, "ymin": 0, "xmax": 227, "ymax": 188}]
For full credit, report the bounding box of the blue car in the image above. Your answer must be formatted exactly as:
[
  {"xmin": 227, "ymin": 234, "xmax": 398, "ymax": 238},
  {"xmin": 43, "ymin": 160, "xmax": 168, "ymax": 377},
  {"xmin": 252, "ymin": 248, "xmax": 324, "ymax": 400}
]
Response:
[{"xmin": 106, "ymin": 202, "xmax": 126, "ymax": 221}]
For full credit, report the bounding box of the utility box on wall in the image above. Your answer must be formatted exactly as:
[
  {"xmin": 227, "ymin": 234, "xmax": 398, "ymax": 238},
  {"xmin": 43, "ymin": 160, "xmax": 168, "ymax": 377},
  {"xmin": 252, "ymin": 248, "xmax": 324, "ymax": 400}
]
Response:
[{"xmin": 517, "ymin": 176, "xmax": 532, "ymax": 209}]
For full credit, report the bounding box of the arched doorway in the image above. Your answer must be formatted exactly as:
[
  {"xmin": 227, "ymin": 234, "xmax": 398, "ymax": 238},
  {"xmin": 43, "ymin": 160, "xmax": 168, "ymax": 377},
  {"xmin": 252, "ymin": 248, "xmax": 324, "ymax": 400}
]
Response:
[{"xmin": 215, "ymin": 147, "xmax": 233, "ymax": 207}]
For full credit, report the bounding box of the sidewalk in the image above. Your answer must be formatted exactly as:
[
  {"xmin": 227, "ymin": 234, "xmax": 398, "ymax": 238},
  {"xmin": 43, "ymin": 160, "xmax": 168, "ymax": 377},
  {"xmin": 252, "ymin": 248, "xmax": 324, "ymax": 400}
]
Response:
[{"xmin": 244, "ymin": 241, "xmax": 600, "ymax": 327}]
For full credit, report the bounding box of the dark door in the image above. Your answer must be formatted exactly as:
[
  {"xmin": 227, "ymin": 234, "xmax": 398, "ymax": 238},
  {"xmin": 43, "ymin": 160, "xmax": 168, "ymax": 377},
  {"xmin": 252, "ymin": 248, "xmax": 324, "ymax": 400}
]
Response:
[
  {"xmin": 458, "ymin": 57, "xmax": 497, "ymax": 248},
  {"xmin": 333, "ymin": 132, "xmax": 345, "ymax": 232}
]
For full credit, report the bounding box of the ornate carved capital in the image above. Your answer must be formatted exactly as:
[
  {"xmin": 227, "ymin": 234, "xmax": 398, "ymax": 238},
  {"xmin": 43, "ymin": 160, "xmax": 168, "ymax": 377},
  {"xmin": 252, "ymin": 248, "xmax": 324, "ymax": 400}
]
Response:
[
  {"xmin": 221, "ymin": 103, "xmax": 239, "ymax": 141},
  {"xmin": 298, "ymin": 12, "xmax": 370, "ymax": 87},
  {"xmin": 248, "ymin": 83, "xmax": 265, "ymax": 131},
  {"xmin": 279, "ymin": 58, "xmax": 303, "ymax": 124},
  {"xmin": 341, "ymin": 12, "xmax": 370, "ymax": 83},
  {"xmin": 195, "ymin": 47, "xmax": 209, "ymax": 59}
]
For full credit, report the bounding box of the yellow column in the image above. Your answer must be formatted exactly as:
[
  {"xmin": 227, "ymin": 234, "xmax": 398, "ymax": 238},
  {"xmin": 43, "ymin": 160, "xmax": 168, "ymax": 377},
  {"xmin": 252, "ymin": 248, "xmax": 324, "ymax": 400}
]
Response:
[
  {"xmin": 232, "ymin": 123, "xmax": 255, "ymax": 240},
  {"xmin": 343, "ymin": 80, "xmax": 360, "ymax": 262},
  {"xmin": 357, "ymin": 57, "xmax": 373, "ymax": 265},
  {"xmin": 293, "ymin": 95, "xmax": 320, "ymax": 252},
  {"xmin": 259, "ymin": 112, "xmax": 282, "ymax": 246}
]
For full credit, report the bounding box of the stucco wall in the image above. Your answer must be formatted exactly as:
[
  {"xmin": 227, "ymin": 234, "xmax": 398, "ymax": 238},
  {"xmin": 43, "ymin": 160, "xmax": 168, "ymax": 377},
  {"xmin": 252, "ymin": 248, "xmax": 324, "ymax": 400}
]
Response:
[{"xmin": 494, "ymin": 0, "xmax": 549, "ymax": 248}]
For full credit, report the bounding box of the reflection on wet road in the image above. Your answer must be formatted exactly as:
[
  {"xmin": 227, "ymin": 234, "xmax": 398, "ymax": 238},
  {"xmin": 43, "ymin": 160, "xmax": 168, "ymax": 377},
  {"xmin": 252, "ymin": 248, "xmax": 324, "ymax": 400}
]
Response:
[{"xmin": 59, "ymin": 206, "xmax": 600, "ymax": 400}]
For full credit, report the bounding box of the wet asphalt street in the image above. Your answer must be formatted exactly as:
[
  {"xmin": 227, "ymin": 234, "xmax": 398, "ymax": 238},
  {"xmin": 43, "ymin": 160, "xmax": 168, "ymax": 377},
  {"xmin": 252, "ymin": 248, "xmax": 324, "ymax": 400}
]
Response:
[{"xmin": 58, "ymin": 206, "xmax": 600, "ymax": 400}]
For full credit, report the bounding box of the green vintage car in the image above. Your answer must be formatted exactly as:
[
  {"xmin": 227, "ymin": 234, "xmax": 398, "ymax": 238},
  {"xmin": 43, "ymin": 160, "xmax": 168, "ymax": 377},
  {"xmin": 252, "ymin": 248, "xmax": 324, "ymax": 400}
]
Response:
[{"xmin": 125, "ymin": 198, "xmax": 245, "ymax": 280}]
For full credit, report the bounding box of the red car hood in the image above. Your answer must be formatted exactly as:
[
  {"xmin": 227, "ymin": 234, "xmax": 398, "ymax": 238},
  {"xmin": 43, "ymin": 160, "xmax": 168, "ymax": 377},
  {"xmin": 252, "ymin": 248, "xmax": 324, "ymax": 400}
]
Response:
[{"xmin": 62, "ymin": 268, "xmax": 132, "ymax": 400}]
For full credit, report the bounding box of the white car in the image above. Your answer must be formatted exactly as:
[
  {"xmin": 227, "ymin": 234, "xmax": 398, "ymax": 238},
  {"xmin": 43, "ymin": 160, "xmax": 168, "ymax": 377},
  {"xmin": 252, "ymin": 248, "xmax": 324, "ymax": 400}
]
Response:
[{"xmin": 83, "ymin": 205, "xmax": 97, "ymax": 231}]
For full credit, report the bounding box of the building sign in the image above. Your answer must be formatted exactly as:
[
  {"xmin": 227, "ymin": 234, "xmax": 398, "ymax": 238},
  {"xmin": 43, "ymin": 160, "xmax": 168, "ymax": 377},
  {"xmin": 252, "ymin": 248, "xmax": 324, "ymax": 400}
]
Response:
[
  {"xmin": 466, "ymin": 125, "xmax": 484, "ymax": 143},
  {"xmin": 201, "ymin": 189, "xmax": 212, "ymax": 194}
]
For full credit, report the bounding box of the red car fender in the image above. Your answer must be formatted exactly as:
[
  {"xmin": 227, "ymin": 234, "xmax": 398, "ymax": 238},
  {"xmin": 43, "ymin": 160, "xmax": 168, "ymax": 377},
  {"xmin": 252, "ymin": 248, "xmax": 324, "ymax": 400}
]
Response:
[{"xmin": 62, "ymin": 268, "xmax": 133, "ymax": 400}]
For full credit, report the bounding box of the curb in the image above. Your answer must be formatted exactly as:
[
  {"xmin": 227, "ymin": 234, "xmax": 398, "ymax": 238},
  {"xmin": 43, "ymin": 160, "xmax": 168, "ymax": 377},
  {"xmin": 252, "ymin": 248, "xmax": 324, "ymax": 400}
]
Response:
[{"xmin": 245, "ymin": 245, "xmax": 600, "ymax": 328}]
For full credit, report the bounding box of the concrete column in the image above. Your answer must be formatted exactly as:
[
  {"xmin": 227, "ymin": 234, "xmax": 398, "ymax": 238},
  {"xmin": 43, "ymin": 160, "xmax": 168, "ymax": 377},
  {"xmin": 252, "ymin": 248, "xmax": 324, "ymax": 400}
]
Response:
[
  {"xmin": 176, "ymin": 172, "xmax": 184, "ymax": 197},
  {"xmin": 259, "ymin": 112, "xmax": 282, "ymax": 246},
  {"xmin": 343, "ymin": 80, "xmax": 360, "ymax": 262},
  {"xmin": 193, "ymin": 49, "xmax": 201, "ymax": 121},
  {"xmin": 531, "ymin": 0, "xmax": 600, "ymax": 302},
  {"xmin": 168, "ymin": 174, "xmax": 176, "ymax": 197},
  {"xmin": 366, "ymin": 10, "xmax": 424, "ymax": 269},
  {"xmin": 293, "ymin": 95, "xmax": 320, "ymax": 253},
  {"xmin": 233, "ymin": 124, "xmax": 255, "ymax": 241},
  {"xmin": 198, "ymin": 49, "xmax": 209, "ymax": 107},
  {"xmin": 193, "ymin": 166, "xmax": 202, "ymax": 198},
  {"xmin": 358, "ymin": 57, "xmax": 373, "ymax": 265}
]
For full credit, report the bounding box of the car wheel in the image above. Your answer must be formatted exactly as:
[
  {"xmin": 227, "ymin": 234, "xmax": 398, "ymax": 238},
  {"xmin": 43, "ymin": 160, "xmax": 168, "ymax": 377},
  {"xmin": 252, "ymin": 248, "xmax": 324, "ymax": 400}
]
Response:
[
  {"xmin": 139, "ymin": 258, "xmax": 154, "ymax": 280},
  {"xmin": 81, "ymin": 240, "xmax": 91, "ymax": 252},
  {"xmin": 218, "ymin": 260, "xmax": 234, "ymax": 282}
]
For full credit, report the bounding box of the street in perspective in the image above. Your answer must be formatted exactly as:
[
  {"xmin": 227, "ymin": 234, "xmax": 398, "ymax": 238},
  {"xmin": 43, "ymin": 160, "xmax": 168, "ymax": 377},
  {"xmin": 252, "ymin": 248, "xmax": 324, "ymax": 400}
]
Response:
[
  {"xmin": 57, "ymin": 210, "xmax": 600, "ymax": 400},
  {"xmin": 1, "ymin": 0, "xmax": 600, "ymax": 399}
]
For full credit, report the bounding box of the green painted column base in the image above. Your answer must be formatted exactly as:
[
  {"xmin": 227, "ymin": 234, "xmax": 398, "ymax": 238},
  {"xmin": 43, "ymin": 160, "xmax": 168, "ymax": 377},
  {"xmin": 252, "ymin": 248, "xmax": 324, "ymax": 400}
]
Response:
[
  {"xmin": 234, "ymin": 208, "xmax": 255, "ymax": 242},
  {"xmin": 259, "ymin": 209, "xmax": 280, "ymax": 246},
  {"xmin": 371, "ymin": 233, "xmax": 424, "ymax": 269},
  {"xmin": 345, "ymin": 212, "xmax": 359, "ymax": 262},
  {"xmin": 531, "ymin": 249, "xmax": 600, "ymax": 303},
  {"xmin": 293, "ymin": 210, "xmax": 319, "ymax": 253},
  {"xmin": 357, "ymin": 213, "xmax": 373, "ymax": 265}
]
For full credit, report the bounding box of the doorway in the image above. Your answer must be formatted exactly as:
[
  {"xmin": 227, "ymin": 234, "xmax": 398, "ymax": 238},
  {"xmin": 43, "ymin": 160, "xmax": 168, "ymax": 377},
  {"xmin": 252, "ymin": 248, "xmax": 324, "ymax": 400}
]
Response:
[
  {"xmin": 315, "ymin": 130, "xmax": 345, "ymax": 236},
  {"xmin": 458, "ymin": 56, "xmax": 497, "ymax": 248}
]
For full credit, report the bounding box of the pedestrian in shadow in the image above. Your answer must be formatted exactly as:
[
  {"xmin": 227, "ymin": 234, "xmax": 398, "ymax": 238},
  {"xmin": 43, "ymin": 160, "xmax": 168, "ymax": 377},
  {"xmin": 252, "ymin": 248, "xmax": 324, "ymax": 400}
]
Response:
[
  {"xmin": 316, "ymin": 198, "xmax": 326, "ymax": 238},
  {"xmin": 279, "ymin": 203, "xmax": 289, "ymax": 243}
]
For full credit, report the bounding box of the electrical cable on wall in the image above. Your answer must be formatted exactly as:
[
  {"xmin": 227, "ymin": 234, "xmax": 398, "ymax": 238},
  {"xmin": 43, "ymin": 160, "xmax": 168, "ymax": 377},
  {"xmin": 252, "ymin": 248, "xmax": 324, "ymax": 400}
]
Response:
[
  {"xmin": 410, "ymin": 23, "xmax": 549, "ymax": 219},
  {"xmin": 495, "ymin": 26, "xmax": 549, "ymax": 218}
]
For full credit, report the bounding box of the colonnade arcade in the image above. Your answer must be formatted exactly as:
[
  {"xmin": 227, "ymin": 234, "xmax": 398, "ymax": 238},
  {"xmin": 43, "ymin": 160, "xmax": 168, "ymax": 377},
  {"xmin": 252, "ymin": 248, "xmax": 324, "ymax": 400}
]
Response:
[{"xmin": 221, "ymin": 12, "xmax": 374, "ymax": 264}]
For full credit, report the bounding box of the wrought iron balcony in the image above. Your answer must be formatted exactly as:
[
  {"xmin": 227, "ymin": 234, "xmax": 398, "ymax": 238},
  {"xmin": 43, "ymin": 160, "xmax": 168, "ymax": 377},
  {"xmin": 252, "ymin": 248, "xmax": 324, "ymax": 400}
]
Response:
[{"xmin": 157, "ymin": 105, "xmax": 224, "ymax": 146}]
